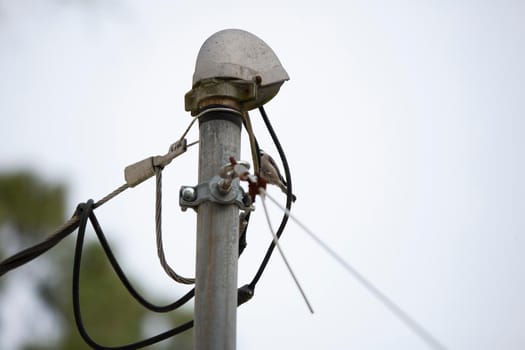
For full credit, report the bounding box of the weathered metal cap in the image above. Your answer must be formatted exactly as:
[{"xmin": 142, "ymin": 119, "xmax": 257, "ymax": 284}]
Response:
[
  {"xmin": 185, "ymin": 29, "xmax": 289, "ymax": 115},
  {"xmin": 192, "ymin": 29, "xmax": 289, "ymax": 86}
]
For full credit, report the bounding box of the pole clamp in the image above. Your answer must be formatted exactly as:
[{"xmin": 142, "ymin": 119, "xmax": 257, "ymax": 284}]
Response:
[{"xmin": 179, "ymin": 176, "xmax": 252, "ymax": 211}]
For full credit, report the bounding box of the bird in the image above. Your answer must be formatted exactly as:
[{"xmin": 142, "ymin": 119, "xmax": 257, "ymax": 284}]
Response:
[{"xmin": 259, "ymin": 149, "xmax": 297, "ymax": 202}]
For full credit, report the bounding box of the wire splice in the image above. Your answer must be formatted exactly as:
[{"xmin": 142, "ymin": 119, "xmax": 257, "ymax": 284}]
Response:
[{"xmin": 124, "ymin": 139, "xmax": 189, "ymax": 188}]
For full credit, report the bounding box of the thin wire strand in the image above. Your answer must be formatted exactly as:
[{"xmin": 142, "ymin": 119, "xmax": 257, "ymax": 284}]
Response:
[
  {"xmin": 187, "ymin": 140, "xmax": 199, "ymax": 148},
  {"xmin": 0, "ymin": 215, "xmax": 80, "ymax": 276},
  {"xmin": 259, "ymin": 188, "xmax": 314, "ymax": 314},
  {"xmin": 94, "ymin": 183, "xmax": 130, "ymax": 209},
  {"xmin": 179, "ymin": 106, "xmax": 243, "ymax": 142},
  {"xmin": 194, "ymin": 106, "xmax": 243, "ymax": 119},
  {"xmin": 155, "ymin": 167, "xmax": 195, "ymax": 284},
  {"xmin": 263, "ymin": 191, "xmax": 447, "ymax": 350},
  {"xmin": 178, "ymin": 117, "xmax": 198, "ymax": 144},
  {"xmin": 178, "ymin": 106, "xmax": 243, "ymax": 148}
]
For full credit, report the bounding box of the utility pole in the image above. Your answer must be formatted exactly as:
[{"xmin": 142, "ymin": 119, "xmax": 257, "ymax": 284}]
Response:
[
  {"xmin": 182, "ymin": 29, "xmax": 289, "ymax": 350},
  {"xmin": 194, "ymin": 103, "xmax": 241, "ymax": 350}
]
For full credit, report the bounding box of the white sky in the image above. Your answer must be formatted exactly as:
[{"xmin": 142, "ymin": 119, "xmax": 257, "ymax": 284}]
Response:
[{"xmin": 1, "ymin": 0, "xmax": 524, "ymax": 349}]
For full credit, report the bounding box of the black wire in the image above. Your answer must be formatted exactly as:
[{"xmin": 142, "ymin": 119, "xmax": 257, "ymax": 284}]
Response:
[
  {"xmin": 0, "ymin": 213, "xmax": 80, "ymax": 277},
  {"xmin": 73, "ymin": 200, "xmax": 194, "ymax": 350},
  {"xmin": 1, "ymin": 107, "xmax": 278, "ymax": 349},
  {"xmin": 249, "ymin": 106, "xmax": 294, "ymax": 288},
  {"xmin": 88, "ymin": 209, "xmax": 194, "ymax": 313},
  {"xmin": 238, "ymin": 211, "xmax": 250, "ymax": 256},
  {"xmin": 0, "ymin": 184, "xmax": 128, "ymax": 277},
  {"xmin": 238, "ymin": 116, "xmax": 259, "ymax": 257},
  {"xmin": 72, "ymin": 200, "xmax": 255, "ymax": 350}
]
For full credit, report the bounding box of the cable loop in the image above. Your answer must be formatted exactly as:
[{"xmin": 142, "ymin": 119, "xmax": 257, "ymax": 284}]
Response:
[
  {"xmin": 73, "ymin": 202, "xmax": 194, "ymax": 350},
  {"xmin": 0, "ymin": 105, "xmax": 289, "ymax": 349},
  {"xmin": 154, "ymin": 167, "xmax": 195, "ymax": 284}
]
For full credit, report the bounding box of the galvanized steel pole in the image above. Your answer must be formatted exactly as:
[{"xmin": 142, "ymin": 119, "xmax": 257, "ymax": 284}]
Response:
[
  {"xmin": 185, "ymin": 29, "xmax": 289, "ymax": 350},
  {"xmin": 194, "ymin": 106, "xmax": 241, "ymax": 350}
]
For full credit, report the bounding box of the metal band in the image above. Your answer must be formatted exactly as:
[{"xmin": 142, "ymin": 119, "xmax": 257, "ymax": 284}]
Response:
[{"xmin": 197, "ymin": 107, "xmax": 243, "ymax": 128}]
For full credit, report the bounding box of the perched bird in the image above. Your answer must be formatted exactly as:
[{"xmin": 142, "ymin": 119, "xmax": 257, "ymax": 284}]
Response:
[{"xmin": 259, "ymin": 149, "xmax": 297, "ymax": 202}]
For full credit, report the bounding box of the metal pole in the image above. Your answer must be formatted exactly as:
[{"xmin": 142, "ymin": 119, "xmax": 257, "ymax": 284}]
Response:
[
  {"xmin": 186, "ymin": 28, "xmax": 289, "ymax": 350},
  {"xmin": 194, "ymin": 105, "xmax": 242, "ymax": 350}
]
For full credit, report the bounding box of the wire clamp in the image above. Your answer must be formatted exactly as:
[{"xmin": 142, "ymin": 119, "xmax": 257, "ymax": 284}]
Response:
[
  {"xmin": 180, "ymin": 158, "xmax": 253, "ymax": 211},
  {"xmin": 124, "ymin": 139, "xmax": 188, "ymax": 188},
  {"xmin": 179, "ymin": 178, "xmax": 251, "ymax": 211},
  {"xmin": 179, "ymin": 178, "xmax": 251, "ymax": 212}
]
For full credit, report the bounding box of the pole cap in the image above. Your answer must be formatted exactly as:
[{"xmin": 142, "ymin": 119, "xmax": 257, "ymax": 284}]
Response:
[{"xmin": 185, "ymin": 29, "xmax": 289, "ymax": 115}]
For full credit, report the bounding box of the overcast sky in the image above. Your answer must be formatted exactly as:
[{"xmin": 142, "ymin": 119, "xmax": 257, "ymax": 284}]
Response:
[{"xmin": 1, "ymin": 1, "xmax": 524, "ymax": 349}]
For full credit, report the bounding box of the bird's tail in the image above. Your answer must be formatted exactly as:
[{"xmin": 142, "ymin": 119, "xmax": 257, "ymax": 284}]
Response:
[{"xmin": 279, "ymin": 183, "xmax": 297, "ymax": 202}]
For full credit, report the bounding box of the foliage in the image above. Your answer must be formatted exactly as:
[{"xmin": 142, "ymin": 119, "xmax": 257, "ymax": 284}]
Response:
[
  {"xmin": 0, "ymin": 172, "xmax": 192, "ymax": 350},
  {"xmin": 0, "ymin": 172, "xmax": 65, "ymax": 237}
]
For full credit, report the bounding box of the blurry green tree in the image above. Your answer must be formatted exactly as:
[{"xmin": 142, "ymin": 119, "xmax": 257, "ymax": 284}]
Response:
[{"xmin": 0, "ymin": 172, "xmax": 192, "ymax": 350}]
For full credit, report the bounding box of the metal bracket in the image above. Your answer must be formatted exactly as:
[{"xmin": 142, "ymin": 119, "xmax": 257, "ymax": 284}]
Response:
[
  {"xmin": 179, "ymin": 176, "xmax": 252, "ymax": 211},
  {"xmin": 185, "ymin": 78, "xmax": 257, "ymax": 116},
  {"xmin": 124, "ymin": 139, "xmax": 188, "ymax": 188}
]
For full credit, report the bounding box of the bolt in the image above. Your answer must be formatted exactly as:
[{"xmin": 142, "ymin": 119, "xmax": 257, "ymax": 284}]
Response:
[
  {"xmin": 218, "ymin": 178, "xmax": 232, "ymax": 194},
  {"xmin": 181, "ymin": 187, "xmax": 196, "ymax": 202}
]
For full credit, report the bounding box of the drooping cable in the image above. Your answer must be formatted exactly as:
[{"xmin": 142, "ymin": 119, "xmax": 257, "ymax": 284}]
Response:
[
  {"xmin": 73, "ymin": 200, "xmax": 194, "ymax": 350},
  {"xmin": 150, "ymin": 107, "xmax": 243, "ymax": 284},
  {"xmin": 0, "ymin": 180, "xmax": 197, "ymax": 311},
  {"xmin": 0, "ymin": 183, "xmax": 130, "ymax": 277},
  {"xmin": 0, "ymin": 119, "xmax": 258, "ymax": 348},
  {"xmin": 72, "ymin": 200, "xmax": 254, "ymax": 349},
  {"xmin": 249, "ymin": 106, "xmax": 294, "ymax": 288},
  {"xmin": 88, "ymin": 205, "xmax": 194, "ymax": 313},
  {"xmin": 0, "ymin": 215, "xmax": 80, "ymax": 276},
  {"xmin": 154, "ymin": 167, "xmax": 195, "ymax": 284},
  {"xmin": 259, "ymin": 106, "xmax": 294, "ymax": 207}
]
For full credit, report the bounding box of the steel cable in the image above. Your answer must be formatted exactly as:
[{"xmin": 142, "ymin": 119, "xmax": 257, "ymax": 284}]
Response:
[
  {"xmin": 0, "ymin": 182, "xmax": 129, "ymax": 277},
  {"xmin": 154, "ymin": 167, "xmax": 195, "ymax": 284}
]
